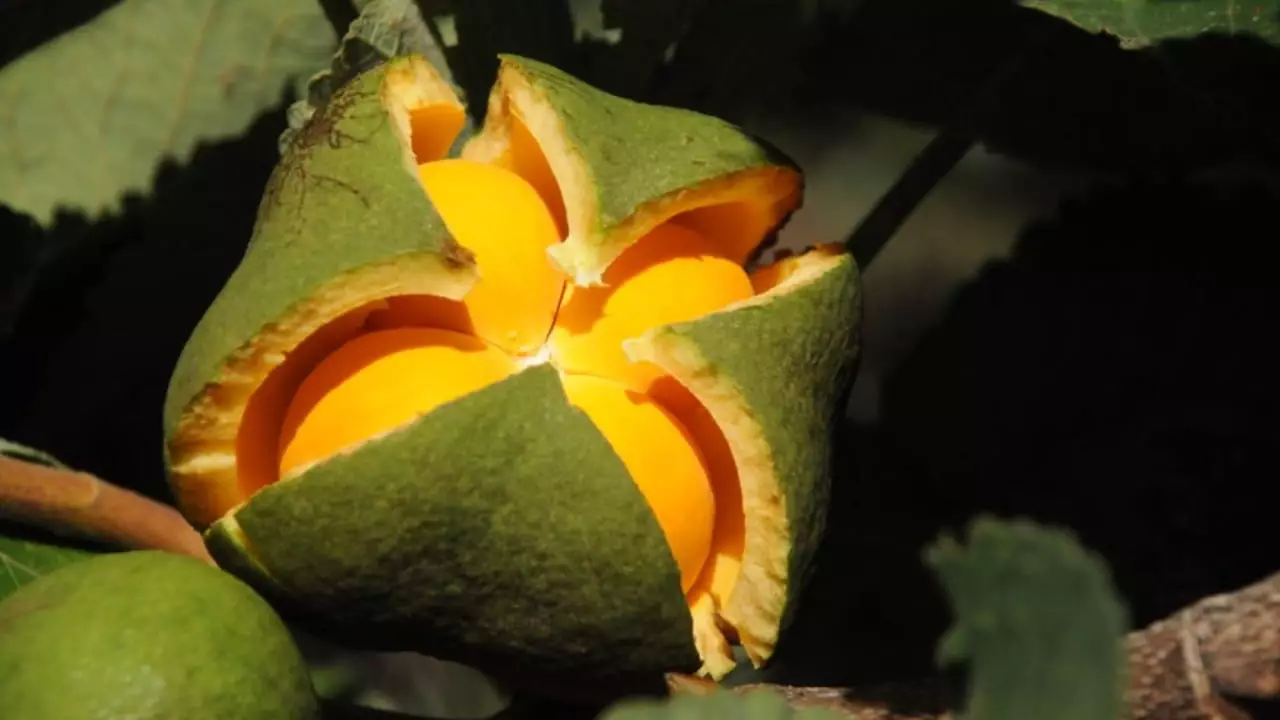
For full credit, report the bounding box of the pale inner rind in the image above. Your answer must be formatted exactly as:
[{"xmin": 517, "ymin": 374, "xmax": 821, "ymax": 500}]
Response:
[
  {"xmin": 167, "ymin": 58, "xmax": 475, "ymax": 530},
  {"xmin": 461, "ymin": 64, "xmax": 799, "ymax": 288},
  {"xmin": 168, "ymin": 259, "xmax": 475, "ymax": 528},
  {"xmin": 625, "ymin": 251, "xmax": 848, "ymax": 670}
]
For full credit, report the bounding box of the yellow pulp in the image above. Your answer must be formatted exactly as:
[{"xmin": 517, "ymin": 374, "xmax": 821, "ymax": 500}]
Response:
[
  {"xmin": 278, "ymin": 328, "xmax": 516, "ymax": 476},
  {"xmin": 549, "ymin": 223, "xmax": 756, "ymax": 394},
  {"xmin": 363, "ymin": 159, "xmax": 565, "ymax": 357},
  {"xmin": 561, "ymin": 375, "xmax": 715, "ymax": 591},
  {"xmin": 649, "ymin": 377, "xmax": 744, "ymax": 605},
  {"xmin": 273, "ymin": 157, "xmax": 754, "ymax": 601}
]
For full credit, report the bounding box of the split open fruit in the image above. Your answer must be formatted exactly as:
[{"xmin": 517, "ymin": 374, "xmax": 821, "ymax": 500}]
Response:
[{"xmin": 163, "ymin": 54, "xmax": 862, "ymax": 693}]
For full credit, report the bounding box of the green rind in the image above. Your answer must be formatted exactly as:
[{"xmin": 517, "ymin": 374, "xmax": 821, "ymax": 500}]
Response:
[
  {"xmin": 204, "ymin": 520, "xmax": 286, "ymax": 597},
  {"xmin": 506, "ymin": 55, "xmax": 796, "ymax": 233},
  {"xmin": 0, "ymin": 551, "xmax": 318, "ymax": 720},
  {"xmin": 211, "ymin": 363, "xmax": 699, "ymax": 687},
  {"xmin": 163, "ymin": 56, "xmax": 467, "ymax": 439},
  {"xmin": 659, "ymin": 254, "xmax": 861, "ymax": 631}
]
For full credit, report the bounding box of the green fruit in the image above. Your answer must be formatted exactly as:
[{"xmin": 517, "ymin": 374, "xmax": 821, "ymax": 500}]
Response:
[
  {"xmin": 0, "ymin": 551, "xmax": 319, "ymax": 720},
  {"xmin": 163, "ymin": 53, "xmax": 861, "ymax": 696}
]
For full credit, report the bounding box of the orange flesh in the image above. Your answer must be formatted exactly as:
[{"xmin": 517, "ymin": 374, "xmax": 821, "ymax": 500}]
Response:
[
  {"xmin": 278, "ymin": 328, "xmax": 517, "ymax": 477},
  {"xmin": 650, "ymin": 377, "xmax": 744, "ymax": 606},
  {"xmin": 489, "ymin": 115, "xmax": 569, "ymax": 239},
  {"xmin": 413, "ymin": 159, "xmax": 564, "ymax": 357},
  {"xmin": 549, "ymin": 223, "xmax": 756, "ymax": 394},
  {"xmin": 561, "ymin": 375, "xmax": 715, "ymax": 592},
  {"xmin": 244, "ymin": 107, "xmax": 765, "ymax": 609},
  {"xmin": 408, "ymin": 105, "xmax": 467, "ymax": 164}
]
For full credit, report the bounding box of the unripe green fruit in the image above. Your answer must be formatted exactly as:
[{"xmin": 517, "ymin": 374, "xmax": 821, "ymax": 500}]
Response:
[{"xmin": 0, "ymin": 551, "xmax": 319, "ymax": 720}]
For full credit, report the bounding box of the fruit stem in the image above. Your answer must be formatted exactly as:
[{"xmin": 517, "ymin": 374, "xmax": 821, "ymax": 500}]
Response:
[
  {"xmin": 842, "ymin": 130, "xmax": 975, "ymax": 268},
  {"xmin": 0, "ymin": 455, "xmax": 213, "ymax": 564},
  {"xmin": 842, "ymin": 27, "xmax": 1042, "ymax": 269}
]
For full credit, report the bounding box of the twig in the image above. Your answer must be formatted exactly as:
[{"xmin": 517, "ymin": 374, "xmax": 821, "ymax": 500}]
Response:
[
  {"xmin": 669, "ymin": 571, "xmax": 1280, "ymax": 720},
  {"xmin": 843, "ymin": 131, "xmax": 975, "ymax": 268},
  {"xmin": 0, "ymin": 455, "xmax": 212, "ymax": 564},
  {"xmin": 841, "ymin": 22, "xmax": 1053, "ymax": 270},
  {"xmin": 1122, "ymin": 571, "xmax": 1280, "ymax": 720}
]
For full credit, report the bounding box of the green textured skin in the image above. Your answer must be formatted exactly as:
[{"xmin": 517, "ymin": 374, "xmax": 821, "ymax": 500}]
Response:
[
  {"xmin": 0, "ymin": 551, "xmax": 318, "ymax": 720},
  {"xmin": 505, "ymin": 55, "xmax": 797, "ymax": 234},
  {"xmin": 655, "ymin": 255, "xmax": 861, "ymax": 633},
  {"xmin": 162, "ymin": 56, "xmax": 471, "ymax": 440},
  {"xmin": 209, "ymin": 364, "xmax": 699, "ymax": 688}
]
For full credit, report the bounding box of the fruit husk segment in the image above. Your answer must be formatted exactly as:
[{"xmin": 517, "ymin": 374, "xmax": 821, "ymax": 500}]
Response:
[
  {"xmin": 629, "ymin": 247, "xmax": 862, "ymax": 665},
  {"xmin": 163, "ymin": 56, "xmax": 476, "ymax": 528},
  {"xmin": 206, "ymin": 363, "xmax": 701, "ymax": 686},
  {"xmin": 462, "ymin": 54, "xmax": 803, "ymax": 286}
]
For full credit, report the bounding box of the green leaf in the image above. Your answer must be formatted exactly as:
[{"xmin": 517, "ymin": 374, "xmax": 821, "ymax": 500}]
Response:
[
  {"xmin": 925, "ymin": 516, "xmax": 1129, "ymax": 720},
  {"xmin": 1020, "ymin": 0, "xmax": 1280, "ymax": 50},
  {"xmin": 281, "ymin": 0, "xmax": 459, "ymax": 153},
  {"xmin": 598, "ymin": 688, "xmax": 845, "ymax": 719},
  {"xmin": 0, "ymin": 0, "xmax": 337, "ymax": 228},
  {"xmin": 0, "ymin": 437, "xmax": 68, "ymax": 469},
  {"xmin": 0, "ymin": 533, "xmax": 99, "ymax": 603}
]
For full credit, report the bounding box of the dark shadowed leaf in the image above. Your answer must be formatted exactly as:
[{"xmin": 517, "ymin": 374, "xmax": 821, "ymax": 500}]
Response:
[
  {"xmin": 281, "ymin": 0, "xmax": 459, "ymax": 153},
  {"xmin": 445, "ymin": 0, "xmax": 578, "ymax": 118},
  {"xmin": 1021, "ymin": 0, "xmax": 1280, "ymax": 49},
  {"xmin": 0, "ymin": 0, "xmax": 336, "ymax": 227},
  {"xmin": 587, "ymin": 0, "xmax": 707, "ymax": 98},
  {"xmin": 926, "ymin": 516, "xmax": 1129, "ymax": 720}
]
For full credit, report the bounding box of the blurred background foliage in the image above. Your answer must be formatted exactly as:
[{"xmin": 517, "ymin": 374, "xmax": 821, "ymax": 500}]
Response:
[{"xmin": 1, "ymin": 0, "xmax": 1278, "ymax": 716}]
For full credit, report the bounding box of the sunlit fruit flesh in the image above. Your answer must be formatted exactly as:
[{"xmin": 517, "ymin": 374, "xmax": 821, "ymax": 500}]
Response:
[
  {"xmin": 278, "ymin": 328, "xmax": 518, "ymax": 477},
  {"xmin": 262, "ymin": 157, "xmax": 757, "ymax": 604},
  {"xmin": 549, "ymin": 223, "xmax": 756, "ymax": 394},
  {"xmin": 560, "ymin": 374, "xmax": 715, "ymax": 592}
]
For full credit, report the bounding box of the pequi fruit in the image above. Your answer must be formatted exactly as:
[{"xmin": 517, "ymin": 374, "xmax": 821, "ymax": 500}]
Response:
[
  {"xmin": 0, "ymin": 551, "xmax": 318, "ymax": 720},
  {"xmin": 162, "ymin": 53, "xmax": 861, "ymax": 695}
]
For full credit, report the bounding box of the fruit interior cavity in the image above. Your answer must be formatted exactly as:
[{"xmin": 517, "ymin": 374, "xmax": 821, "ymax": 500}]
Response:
[{"xmin": 232, "ymin": 101, "xmax": 801, "ymax": 614}]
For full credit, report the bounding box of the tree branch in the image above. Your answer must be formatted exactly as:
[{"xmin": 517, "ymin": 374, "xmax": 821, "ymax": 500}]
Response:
[
  {"xmin": 843, "ymin": 132, "xmax": 975, "ymax": 268},
  {"xmin": 669, "ymin": 571, "xmax": 1280, "ymax": 720},
  {"xmin": 0, "ymin": 455, "xmax": 212, "ymax": 564},
  {"xmin": 841, "ymin": 24, "xmax": 1052, "ymax": 270}
]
